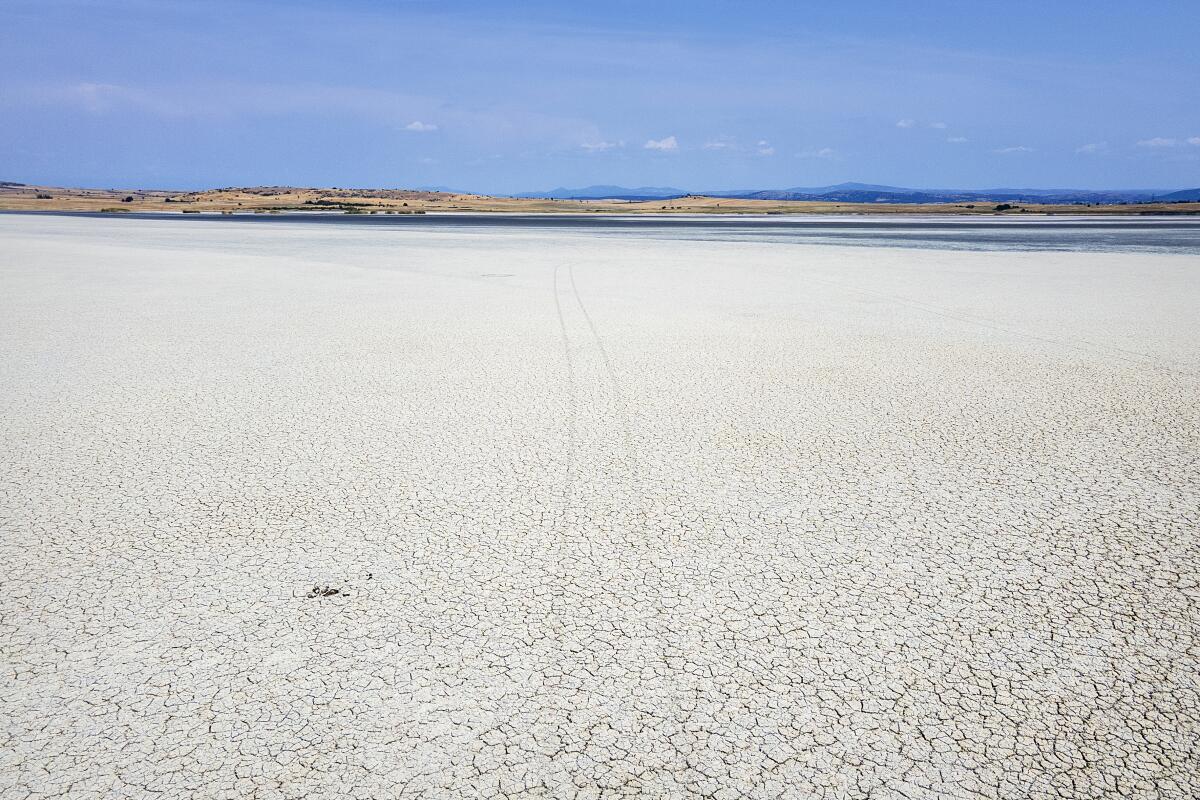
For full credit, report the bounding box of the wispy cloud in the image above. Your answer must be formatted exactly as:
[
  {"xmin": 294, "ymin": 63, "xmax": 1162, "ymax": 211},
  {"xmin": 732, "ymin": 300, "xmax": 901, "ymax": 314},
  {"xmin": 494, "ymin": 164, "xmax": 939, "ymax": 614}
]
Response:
[
  {"xmin": 1135, "ymin": 136, "xmax": 1200, "ymax": 149},
  {"xmin": 946, "ymin": 136, "xmax": 968, "ymax": 143},
  {"xmin": 71, "ymin": 82, "xmax": 137, "ymax": 114},
  {"xmin": 644, "ymin": 135, "xmax": 678, "ymax": 151},
  {"xmin": 797, "ymin": 147, "xmax": 835, "ymax": 159},
  {"xmin": 994, "ymin": 145, "xmax": 1033, "ymax": 154},
  {"xmin": 703, "ymin": 137, "xmax": 735, "ymax": 150},
  {"xmin": 929, "ymin": 122, "xmax": 948, "ymax": 129},
  {"xmin": 756, "ymin": 140, "xmax": 775, "ymax": 156},
  {"xmin": 580, "ymin": 140, "xmax": 622, "ymax": 152},
  {"xmin": 8, "ymin": 80, "xmax": 610, "ymax": 152},
  {"xmin": 38, "ymin": 81, "xmax": 193, "ymax": 116},
  {"xmin": 896, "ymin": 119, "xmax": 916, "ymax": 129},
  {"xmin": 1075, "ymin": 141, "xmax": 1108, "ymax": 154}
]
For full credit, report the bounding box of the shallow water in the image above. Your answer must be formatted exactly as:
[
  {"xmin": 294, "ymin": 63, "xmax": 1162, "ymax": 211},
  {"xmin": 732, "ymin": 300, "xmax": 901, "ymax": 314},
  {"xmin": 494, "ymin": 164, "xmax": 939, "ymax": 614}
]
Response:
[{"xmin": 9, "ymin": 210, "xmax": 1200, "ymax": 253}]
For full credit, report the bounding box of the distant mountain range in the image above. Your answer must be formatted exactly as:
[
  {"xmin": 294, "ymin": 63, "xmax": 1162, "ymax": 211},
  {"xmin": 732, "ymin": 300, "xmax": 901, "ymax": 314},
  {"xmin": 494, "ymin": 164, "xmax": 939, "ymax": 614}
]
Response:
[
  {"xmin": 1159, "ymin": 187, "xmax": 1200, "ymax": 202},
  {"xmin": 511, "ymin": 185, "xmax": 689, "ymax": 200},
  {"xmin": 511, "ymin": 182, "xmax": 1200, "ymax": 204}
]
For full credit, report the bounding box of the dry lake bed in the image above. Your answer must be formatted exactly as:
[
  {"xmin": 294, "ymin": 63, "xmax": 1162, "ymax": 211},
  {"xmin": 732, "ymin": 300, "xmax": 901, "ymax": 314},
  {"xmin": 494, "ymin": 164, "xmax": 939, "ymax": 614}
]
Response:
[{"xmin": 1, "ymin": 213, "xmax": 1198, "ymax": 799}]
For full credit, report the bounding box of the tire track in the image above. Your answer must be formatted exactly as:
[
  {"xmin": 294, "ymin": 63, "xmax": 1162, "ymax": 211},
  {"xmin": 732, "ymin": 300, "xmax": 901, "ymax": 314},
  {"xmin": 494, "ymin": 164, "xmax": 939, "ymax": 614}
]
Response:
[
  {"xmin": 551, "ymin": 264, "xmax": 578, "ymax": 519},
  {"xmin": 567, "ymin": 264, "xmax": 635, "ymax": 455}
]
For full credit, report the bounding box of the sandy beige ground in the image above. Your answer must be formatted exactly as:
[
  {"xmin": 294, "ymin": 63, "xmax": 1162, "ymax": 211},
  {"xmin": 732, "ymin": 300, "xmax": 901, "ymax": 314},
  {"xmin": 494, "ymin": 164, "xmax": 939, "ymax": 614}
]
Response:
[{"xmin": 1, "ymin": 215, "xmax": 1198, "ymax": 799}]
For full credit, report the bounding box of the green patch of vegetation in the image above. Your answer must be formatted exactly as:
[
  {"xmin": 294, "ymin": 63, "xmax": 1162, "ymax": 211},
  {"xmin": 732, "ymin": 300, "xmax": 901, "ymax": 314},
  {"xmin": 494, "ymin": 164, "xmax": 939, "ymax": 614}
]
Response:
[{"xmin": 305, "ymin": 198, "xmax": 378, "ymax": 207}]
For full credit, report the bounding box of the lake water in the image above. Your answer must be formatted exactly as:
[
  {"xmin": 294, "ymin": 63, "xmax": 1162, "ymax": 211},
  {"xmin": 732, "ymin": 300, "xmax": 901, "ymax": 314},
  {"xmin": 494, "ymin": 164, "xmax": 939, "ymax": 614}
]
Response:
[{"xmin": 11, "ymin": 210, "xmax": 1200, "ymax": 253}]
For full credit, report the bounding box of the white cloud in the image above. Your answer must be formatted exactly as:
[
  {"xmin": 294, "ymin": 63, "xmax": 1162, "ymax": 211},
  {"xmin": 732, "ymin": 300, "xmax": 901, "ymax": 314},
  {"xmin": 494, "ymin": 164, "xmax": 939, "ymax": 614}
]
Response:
[
  {"xmin": 929, "ymin": 122, "xmax": 948, "ymax": 129},
  {"xmin": 797, "ymin": 147, "xmax": 835, "ymax": 159},
  {"xmin": 896, "ymin": 119, "xmax": 916, "ymax": 128},
  {"xmin": 946, "ymin": 136, "xmax": 968, "ymax": 143},
  {"xmin": 1137, "ymin": 137, "xmax": 1177, "ymax": 147},
  {"xmin": 994, "ymin": 145, "xmax": 1033, "ymax": 154},
  {"xmin": 1075, "ymin": 142, "xmax": 1108, "ymax": 154},
  {"xmin": 644, "ymin": 135, "xmax": 678, "ymax": 151},
  {"xmin": 1188, "ymin": 137, "xmax": 1200, "ymax": 146},
  {"xmin": 405, "ymin": 121, "xmax": 438, "ymax": 132},
  {"xmin": 756, "ymin": 140, "xmax": 775, "ymax": 156},
  {"xmin": 580, "ymin": 140, "xmax": 622, "ymax": 152},
  {"xmin": 703, "ymin": 138, "xmax": 735, "ymax": 150}
]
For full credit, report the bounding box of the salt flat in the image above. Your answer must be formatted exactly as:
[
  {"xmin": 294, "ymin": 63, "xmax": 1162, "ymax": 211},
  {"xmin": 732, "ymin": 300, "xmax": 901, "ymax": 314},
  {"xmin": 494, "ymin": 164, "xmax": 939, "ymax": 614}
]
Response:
[{"xmin": 1, "ymin": 214, "xmax": 1198, "ymax": 799}]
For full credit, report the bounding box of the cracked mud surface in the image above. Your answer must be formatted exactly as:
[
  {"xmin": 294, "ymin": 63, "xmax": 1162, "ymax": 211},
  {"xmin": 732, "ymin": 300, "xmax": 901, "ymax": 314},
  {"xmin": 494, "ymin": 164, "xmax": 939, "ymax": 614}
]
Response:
[{"xmin": 1, "ymin": 216, "xmax": 1198, "ymax": 798}]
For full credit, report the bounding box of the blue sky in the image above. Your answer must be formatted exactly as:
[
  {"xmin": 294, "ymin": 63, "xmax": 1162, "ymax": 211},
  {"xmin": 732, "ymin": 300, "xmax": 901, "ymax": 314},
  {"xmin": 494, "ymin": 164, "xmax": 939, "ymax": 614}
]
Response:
[{"xmin": 2, "ymin": 0, "xmax": 1198, "ymax": 192}]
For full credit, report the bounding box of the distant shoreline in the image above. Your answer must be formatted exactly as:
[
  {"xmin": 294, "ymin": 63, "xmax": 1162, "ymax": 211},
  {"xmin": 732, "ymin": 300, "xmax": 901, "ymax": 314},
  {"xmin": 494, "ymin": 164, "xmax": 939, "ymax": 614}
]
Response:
[
  {"xmin": 3, "ymin": 183, "xmax": 1199, "ymax": 217},
  {"xmin": 8, "ymin": 208, "xmax": 1200, "ymax": 226}
]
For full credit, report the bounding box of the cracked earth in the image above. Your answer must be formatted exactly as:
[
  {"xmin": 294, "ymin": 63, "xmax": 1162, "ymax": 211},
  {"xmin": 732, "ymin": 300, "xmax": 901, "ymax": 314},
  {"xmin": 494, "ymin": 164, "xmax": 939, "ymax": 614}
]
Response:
[{"xmin": 1, "ymin": 216, "xmax": 1198, "ymax": 799}]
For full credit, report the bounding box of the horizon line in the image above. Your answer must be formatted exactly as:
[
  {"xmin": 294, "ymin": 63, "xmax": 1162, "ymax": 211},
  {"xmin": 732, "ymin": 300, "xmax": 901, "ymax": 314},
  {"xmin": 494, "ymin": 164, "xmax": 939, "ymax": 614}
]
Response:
[{"xmin": 3, "ymin": 178, "xmax": 1195, "ymax": 195}]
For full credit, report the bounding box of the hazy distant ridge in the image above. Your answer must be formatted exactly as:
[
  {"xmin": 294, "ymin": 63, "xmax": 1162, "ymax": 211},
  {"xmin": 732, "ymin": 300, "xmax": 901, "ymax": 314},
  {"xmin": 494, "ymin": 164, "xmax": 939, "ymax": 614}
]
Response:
[
  {"xmin": 512, "ymin": 185, "xmax": 687, "ymax": 200},
  {"xmin": 515, "ymin": 182, "xmax": 1197, "ymax": 204}
]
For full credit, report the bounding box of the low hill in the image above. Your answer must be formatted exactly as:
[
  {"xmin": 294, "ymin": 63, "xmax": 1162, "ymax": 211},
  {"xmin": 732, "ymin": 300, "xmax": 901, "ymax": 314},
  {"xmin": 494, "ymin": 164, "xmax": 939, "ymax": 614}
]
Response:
[{"xmin": 3, "ymin": 182, "xmax": 1199, "ymax": 216}]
